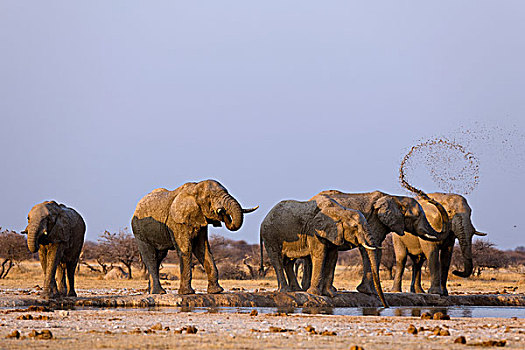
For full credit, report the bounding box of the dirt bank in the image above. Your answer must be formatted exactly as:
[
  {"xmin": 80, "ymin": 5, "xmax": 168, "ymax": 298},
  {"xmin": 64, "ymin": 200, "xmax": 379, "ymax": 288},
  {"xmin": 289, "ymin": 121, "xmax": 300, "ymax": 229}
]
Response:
[{"xmin": 1, "ymin": 290, "xmax": 524, "ymax": 309}]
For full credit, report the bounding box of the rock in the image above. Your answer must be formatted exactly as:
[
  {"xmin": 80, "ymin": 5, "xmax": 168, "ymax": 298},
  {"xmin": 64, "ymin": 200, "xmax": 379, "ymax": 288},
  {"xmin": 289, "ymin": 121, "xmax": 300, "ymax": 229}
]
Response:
[
  {"xmin": 350, "ymin": 346, "xmax": 364, "ymax": 350},
  {"xmin": 478, "ymin": 340, "xmax": 507, "ymax": 347},
  {"xmin": 421, "ymin": 312, "xmax": 432, "ymax": 320},
  {"xmin": 407, "ymin": 325, "xmax": 418, "ymax": 335},
  {"xmin": 439, "ymin": 329, "xmax": 450, "ymax": 336},
  {"xmin": 454, "ymin": 336, "xmax": 467, "ymax": 344},
  {"xmin": 150, "ymin": 323, "xmax": 163, "ymax": 331},
  {"xmin": 432, "ymin": 312, "xmax": 450, "ymax": 320},
  {"xmin": 184, "ymin": 325, "xmax": 198, "ymax": 334},
  {"xmin": 5, "ymin": 330, "xmax": 20, "ymax": 339},
  {"xmin": 250, "ymin": 310, "xmax": 258, "ymax": 316},
  {"xmin": 320, "ymin": 330, "xmax": 337, "ymax": 336},
  {"xmin": 17, "ymin": 314, "xmax": 33, "ymax": 320},
  {"xmin": 28, "ymin": 330, "xmax": 53, "ymax": 340},
  {"xmin": 269, "ymin": 326, "xmax": 286, "ymax": 333},
  {"xmin": 305, "ymin": 325, "xmax": 316, "ymax": 334},
  {"xmin": 104, "ymin": 267, "xmax": 129, "ymax": 280},
  {"xmin": 432, "ymin": 327, "xmax": 442, "ymax": 335}
]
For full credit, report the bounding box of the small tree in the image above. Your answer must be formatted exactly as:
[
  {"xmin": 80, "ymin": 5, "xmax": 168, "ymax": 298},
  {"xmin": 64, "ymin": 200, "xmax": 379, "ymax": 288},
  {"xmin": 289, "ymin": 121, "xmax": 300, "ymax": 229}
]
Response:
[
  {"xmin": 0, "ymin": 228, "xmax": 32, "ymax": 278},
  {"xmin": 98, "ymin": 228, "xmax": 140, "ymax": 279},
  {"xmin": 80, "ymin": 241, "xmax": 114, "ymax": 274},
  {"xmin": 472, "ymin": 239, "xmax": 509, "ymax": 277}
]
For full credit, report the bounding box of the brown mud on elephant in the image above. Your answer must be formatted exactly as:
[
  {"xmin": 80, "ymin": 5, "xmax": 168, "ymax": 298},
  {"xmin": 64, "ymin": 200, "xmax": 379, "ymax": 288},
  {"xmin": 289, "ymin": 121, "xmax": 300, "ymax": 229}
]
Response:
[
  {"xmin": 260, "ymin": 195, "xmax": 388, "ymax": 307},
  {"xmin": 131, "ymin": 180, "xmax": 257, "ymax": 295},
  {"xmin": 22, "ymin": 201, "xmax": 86, "ymax": 299}
]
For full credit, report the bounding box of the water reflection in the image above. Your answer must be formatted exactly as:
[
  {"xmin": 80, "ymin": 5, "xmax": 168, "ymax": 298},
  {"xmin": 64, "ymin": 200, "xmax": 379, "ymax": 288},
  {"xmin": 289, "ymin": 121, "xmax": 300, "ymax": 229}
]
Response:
[{"xmin": 302, "ymin": 307, "xmax": 334, "ymax": 315}]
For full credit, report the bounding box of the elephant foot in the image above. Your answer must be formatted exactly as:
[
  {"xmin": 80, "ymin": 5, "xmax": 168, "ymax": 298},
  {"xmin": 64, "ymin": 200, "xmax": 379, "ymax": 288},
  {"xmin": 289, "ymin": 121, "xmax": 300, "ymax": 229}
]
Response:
[
  {"xmin": 356, "ymin": 282, "xmax": 374, "ymax": 295},
  {"xmin": 290, "ymin": 285, "xmax": 302, "ymax": 292},
  {"xmin": 441, "ymin": 288, "xmax": 449, "ymax": 296},
  {"xmin": 391, "ymin": 285, "xmax": 402, "ymax": 293},
  {"xmin": 42, "ymin": 291, "xmax": 59, "ymax": 300},
  {"xmin": 151, "ymin": 286, "xmax": 167, "ymax": 294},
  {"xmin": 427, "ymin": 286, "xmax": 443, "ymax": 295},
  {"xmin": 412, "ymin": 286, "xmax": 425, "ymax": 294},
  {"xmin": 207, "ymin": 284, "xmax": 224, "ymax": 294},
  {"xmin": 278, "ymin": 286, "xmax": 292, "ymax": 293},
  {"xmin": 323, "ymin": 286, "xmax": 337, "ymax": 298},
  {"xmin": 67, "ymin": 290, "xmax": 77, "ymax": 297},
  {"xmin": 306, "ymin": 287, "xmax": 322, "ymax": 296},
  {"xmin": 178, "ymin": 286, "xmax": 195, "ymax": 295}
]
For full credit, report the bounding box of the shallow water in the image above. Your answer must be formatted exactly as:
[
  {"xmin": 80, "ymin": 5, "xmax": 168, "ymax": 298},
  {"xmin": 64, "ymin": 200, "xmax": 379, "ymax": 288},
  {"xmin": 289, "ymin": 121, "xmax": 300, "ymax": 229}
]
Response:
[{"xmin": 112, "ymin": 306, "xmax": 525, "ymax": 318}]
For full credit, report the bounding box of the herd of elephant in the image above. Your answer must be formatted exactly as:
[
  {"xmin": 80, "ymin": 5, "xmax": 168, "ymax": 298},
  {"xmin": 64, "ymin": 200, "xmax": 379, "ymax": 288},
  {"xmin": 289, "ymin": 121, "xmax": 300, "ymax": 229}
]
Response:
[{"xmin": 21, "ymin": 179, "xmax": 486, "ymax": 307}]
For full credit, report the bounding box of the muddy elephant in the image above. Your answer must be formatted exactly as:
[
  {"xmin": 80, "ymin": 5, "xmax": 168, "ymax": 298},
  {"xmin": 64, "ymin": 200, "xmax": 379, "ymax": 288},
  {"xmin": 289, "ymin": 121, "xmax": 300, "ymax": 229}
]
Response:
[
  {"xmin": 260, "ymin": 195, "xmax": 388, "ymax": 307},
  {"xmin": 306, "ymin": 190, "xmax": 450, "ymax": 294},
  {"xmin": 131, "ymin": 180, "xmax": 257, "ymax": 295},
  {"xmin": 392, "ymin": 193, "xmax": 486, "ymax": 296},
  {"xmin": 22, "ymin": 201, "xmax": 85, "ymax": 298}
]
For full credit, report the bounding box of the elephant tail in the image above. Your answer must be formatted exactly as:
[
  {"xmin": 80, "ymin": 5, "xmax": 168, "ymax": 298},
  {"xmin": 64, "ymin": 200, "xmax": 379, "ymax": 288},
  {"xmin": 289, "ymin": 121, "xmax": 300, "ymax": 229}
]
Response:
[{"xmin": 259, "ymin": 234, "xmax": 264, "ymax": 274}]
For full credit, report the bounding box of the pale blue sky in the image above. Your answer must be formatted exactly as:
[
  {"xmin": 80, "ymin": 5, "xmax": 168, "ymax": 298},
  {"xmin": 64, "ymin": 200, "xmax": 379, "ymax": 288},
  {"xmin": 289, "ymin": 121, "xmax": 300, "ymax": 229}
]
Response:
[{"xmin": 1, "ymin": 1, "xmax": 524, "ymax": 248}]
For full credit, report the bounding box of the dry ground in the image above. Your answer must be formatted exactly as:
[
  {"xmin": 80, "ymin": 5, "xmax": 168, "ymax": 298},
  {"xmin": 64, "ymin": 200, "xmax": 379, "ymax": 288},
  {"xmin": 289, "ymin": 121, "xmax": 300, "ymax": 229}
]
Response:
[{"xmin": 0, "ymin": 262, "xmax": 523, "ymax": 349}]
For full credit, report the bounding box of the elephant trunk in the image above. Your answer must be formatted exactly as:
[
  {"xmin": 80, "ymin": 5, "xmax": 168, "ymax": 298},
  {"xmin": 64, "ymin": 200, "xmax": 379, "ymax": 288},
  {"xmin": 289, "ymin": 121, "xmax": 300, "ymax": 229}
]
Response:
[
  {"xmin": 222, "ymin": 194, "xmax": 243, "ymax": 231},
  {"xmin": 452, "ymin": 215, "xmax": 474, "ymax": 278},
  {"xmin": 26, "ymin": 224, "xmax": 41, "ymax": 253},
  {"xmin": 365, "ymin": 248, "xmax": 389, "ymax": 308}
]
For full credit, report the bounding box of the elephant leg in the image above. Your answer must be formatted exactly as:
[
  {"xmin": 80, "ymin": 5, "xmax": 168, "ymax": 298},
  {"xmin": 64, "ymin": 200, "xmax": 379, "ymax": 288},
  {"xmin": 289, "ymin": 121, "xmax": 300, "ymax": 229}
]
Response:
[
  {"xmin": 392, "ymin": 244, "xmax": 407, "ymax": 292},
  {"xmin": 284, "ymin": 258, "xmax": 301, "ymax": 291},
  {"xmin": 356, "ymin": 246, "xmax": 375, "ymax": 294},
  {"xmin": 136, "ymin": 239, "xmax": 166, "ymax": 294},
  {"xmin": 66, "ymin": 261, "xmax": 78, "ymax": 297},
  {"xmin": 301, "ymin": 257, "xmax": 312, "ymax": 291},
  {"xmin": 410, "ymin": 254, "xmax": 426, "ymax": 294},
  {"xmin": 266, "ymin": 244, "xmax": 290, "ymax": 292},
  {"xmin": 322, "ymin": 249, "xmax": 338, "ymax": 297},
  {"xmin": 192, "ymin": 228, "xmax": 223, "ymax": 294},
  {"xmin": 439, "ymin": 245, "xmax": 453, "ymax": 296},
  {"xmin": 56, "ymin": 263, "xmax": 67, "ymax": 296},
  {"xmin": 306, "ymin": 243, "xmax": 327, "ymax": 296},
  {"xmin": 39, "ymin": 246, "xmax": 48, "ymax": 292},
  {"xmin": 176, "ymin": 234, "xmax": 195, "ymax": 295},
  {"xmin": 43, "ymin": 245, "xmax": 62, "ymax": 299},
  {"xmin": 422, "ymin": 246, "xmax": 442, "ymax": 295}
]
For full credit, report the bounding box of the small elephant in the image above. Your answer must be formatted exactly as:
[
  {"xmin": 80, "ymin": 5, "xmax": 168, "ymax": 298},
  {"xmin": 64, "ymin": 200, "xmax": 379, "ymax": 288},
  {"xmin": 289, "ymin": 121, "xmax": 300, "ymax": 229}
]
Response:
[
  {"xmin": 310, "ymin": 190, "xmax": 450, "ymax": 294},
  {"xmin": 131, "ymin": 179, "xmax": 257, "ymax": 295},
  {"xmin": 392, "ymin": 193, "xmax": 487, "ymax": 295},
  {"xmin": 22, "ymin": 201, "xmax": 85, "ymax": 298},
  {"xmin": 260, "ymin": 195, "xmax": 388, "ymax": 307}
]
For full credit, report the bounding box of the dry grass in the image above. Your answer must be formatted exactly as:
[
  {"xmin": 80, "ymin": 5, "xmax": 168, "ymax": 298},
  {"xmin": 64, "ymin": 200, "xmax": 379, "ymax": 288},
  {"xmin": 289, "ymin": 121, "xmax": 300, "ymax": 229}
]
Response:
[{"xmin": 1, "ymin": 261, "xmax": 523, "ymax": 295}]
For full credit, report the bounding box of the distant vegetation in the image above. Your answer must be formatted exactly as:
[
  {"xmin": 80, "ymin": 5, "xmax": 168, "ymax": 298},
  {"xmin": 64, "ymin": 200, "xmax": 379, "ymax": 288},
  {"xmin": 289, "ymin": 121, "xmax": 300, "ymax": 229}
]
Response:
[{"xmin": 1, "ymin": 227, "xmax": 524, "ymax": 280}]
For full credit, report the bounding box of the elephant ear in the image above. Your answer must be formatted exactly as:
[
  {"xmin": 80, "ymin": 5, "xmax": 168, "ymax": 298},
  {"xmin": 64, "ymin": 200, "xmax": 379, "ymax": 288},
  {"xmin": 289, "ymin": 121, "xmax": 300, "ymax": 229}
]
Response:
[
  {"xmin": 311, "ymin": 206, "xmax": 345, "ymax": 246},
  {"xmin": 48, "ymin": 212, "xmax": 71, "ymax": 243},
  {"xmin": 374, "ymin": 196, "xmax": 405, "ymax": 235},
  {"xmin": 171, "ymin": 194, "xmax": 207, "ymax": 228}
]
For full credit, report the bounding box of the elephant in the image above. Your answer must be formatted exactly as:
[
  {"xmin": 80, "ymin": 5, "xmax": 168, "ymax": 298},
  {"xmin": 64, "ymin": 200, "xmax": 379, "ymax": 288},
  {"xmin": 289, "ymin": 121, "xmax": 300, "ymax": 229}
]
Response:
[
  {"xmin": 131, "ymin": 179, "xmax": 258, "ymax": 295},
  {"xmin": 22, "ymin": 201, "xmax": 85, "ymax": 298},
  {"xmin": 260, "ymin": 194, "xmax": 388, "ymax": 307},
  {"xmin": 301, "ymin": 190, "xmax": 451, "ymax": 295},
  {"xmin": 392, "ymin": 193, "xmax": 486, "ymax": 296}
]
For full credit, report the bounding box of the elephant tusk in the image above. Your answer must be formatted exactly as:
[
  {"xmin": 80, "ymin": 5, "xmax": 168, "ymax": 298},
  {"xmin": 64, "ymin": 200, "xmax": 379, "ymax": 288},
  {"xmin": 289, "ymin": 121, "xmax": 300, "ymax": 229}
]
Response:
[
  {"xmin": 474, "ymin": 231, "xmax": 487, "ymax": 236},
  {"xmin": 423, "ymin": 233, "xmax": 440, "ymax": 241},
  {"xmin": 217, "ymin": 208, "xmax": 225, "ymax": 216},
  {"xmin": 242, "ymin": 206, "xmax": 259, "ymax": 213},
  {"xmin": 362, "ymin": 243, "xmax": 382, "ymax": 250}
]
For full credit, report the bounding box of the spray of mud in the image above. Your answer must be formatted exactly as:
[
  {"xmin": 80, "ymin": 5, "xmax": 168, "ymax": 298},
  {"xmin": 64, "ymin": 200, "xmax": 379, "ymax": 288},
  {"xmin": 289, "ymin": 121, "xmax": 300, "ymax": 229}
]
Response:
[
  {"xmin": 399, "ymin": 122, "xmax": 524, "ymax": 196},
  {"xmin": 399, "ymin": 139, "xmax": 480, "ymax": 196}
]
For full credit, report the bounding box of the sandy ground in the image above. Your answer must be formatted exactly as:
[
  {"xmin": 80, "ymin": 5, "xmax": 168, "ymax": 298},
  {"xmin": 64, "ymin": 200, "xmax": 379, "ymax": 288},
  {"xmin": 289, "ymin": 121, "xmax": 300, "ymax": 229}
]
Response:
[{"xmin": 0, "ymin": 263, "xmax": 523, "ymax": 349}]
